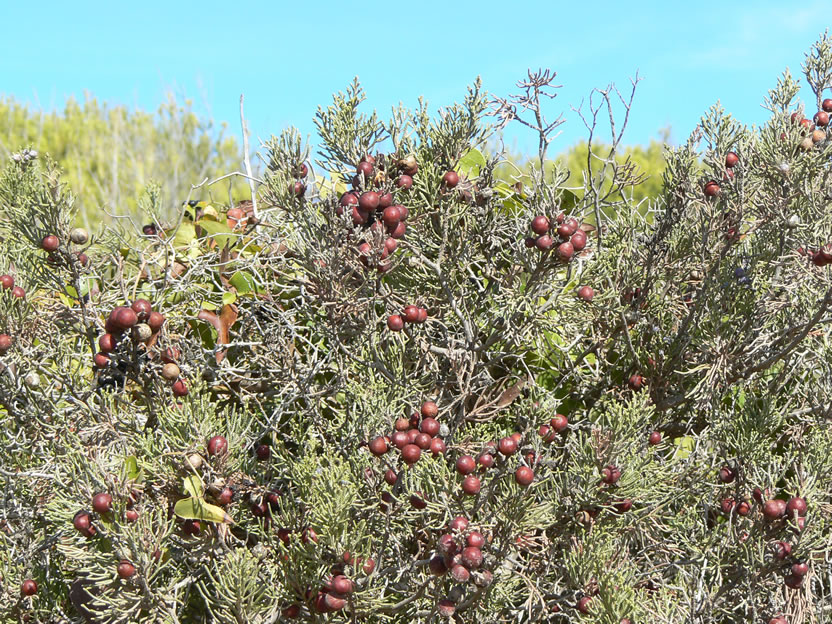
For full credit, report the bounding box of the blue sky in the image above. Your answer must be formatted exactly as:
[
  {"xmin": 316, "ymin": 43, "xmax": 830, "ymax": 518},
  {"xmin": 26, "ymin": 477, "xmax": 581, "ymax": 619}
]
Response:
[{"xmin": 0, "ymin": 1, "xmax": 828, "ymax": 155}]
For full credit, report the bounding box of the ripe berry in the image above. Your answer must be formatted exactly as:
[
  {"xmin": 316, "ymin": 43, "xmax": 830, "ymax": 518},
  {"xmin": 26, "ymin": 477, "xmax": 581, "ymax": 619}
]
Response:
[
  {"xmin": 410, "ymin": 492, "xmax": 428, "ymax": 509},
  {"xmin": 628, "ymin": 375, "xmax": 644, "ymax": 391},
  {"xmin": 0, "ymin": 275, "xmax": 13, "ymax": 289},
  {"xmin": 93, "ymin": 352, "xmax": 110, "ymax": 369},
  {"xmin": 357, "ymin": 161, "xmax": 374, "ymax": 178},
  {"xmin": 443, "ymin": 170, "xmax": 460, "ymax": 188},
  {"xmin": 725, "ymin": 151, "xmax": 739, "ymax": 167},
  {"xmin": 538, "ymin": 425, "xmax": 556, "ymax": 443},
  {"xmin": 461, "ymin": 475, "xmax": 481, "ymax": 495},
  {"xmin": 383, "ymin": 469, "xmax": 398, "ymax": 486},
  {"xmin": 550, "ymin": 414, "xmax": 568, "ymax": 432},
  {"xmin": 556, "ymin": 241, "xmax": 574, "ymax": 260},
  {"xmin": 369, "ymin": 436, "xmax": 388, "ymax": 456},
  {"xmin": 429, "ymin": 555, "xmax": 448, "ymax": 577},
  {"xmin": 450, "ymin": 564, "xmax": 470, "ymax": 583},
  {"xmin": 461, "ymin": 546, "xmax": 483, "ymax": 569},
  {"xmin": 614, "ymin": 499, "xmax": 633, "ymax": 513},
  {"xmin": 172, "ymin": 379, "xmax": 188, "ymax": 397},
  {"xmin": 773, "ymin": 540, "xmax": 791, "ymax": 559},
  {"xmin": 419, "ymin": 417, "xmax": 440, "ymax": 437},
  {"xmin": 421, "ymin": 401, "xmax": 438, "ymax": 419},
  {"xmin": 600, "ymin": 465, "xmax": 620, "ymax": 484},
  {"xmin": 92, "ymin": 492, "xmax": 113, "ymax": 514},
  {"xmin": 403, "ymin": 305, "xmax": 420, "ymax": 323},
  {"xmin": 430, "ymin": 438, "xmax": 446, "ymax": 456},
  {"xmin": 395, "ymin": 175, "xmax": 413, "ymax": 190},
  {"xmin": 720, "ymin": 498, "xmax": 736, "ymax": 514},
  {"xmin": 814, "ymin": 110, "xmax": 829, "ymax": 127},
  {"xmin": 359, "ymin": 191, "xmax": 380, "ymax": 211},
  {"xmin": 0, "ymin": 334, "xmax": 12, "ymax": 353},
  {"xmin": 98, "ymin": 333, "xmax": 117, "ymax": 353},
  {"xmin": 784, "ymin": 574, "xmax": 803, "ymax": 589},
  {"xmin": 497, "ymin": 437, "xmax": 517, "ymax": 456},
  {"xmin": 438, "ymin": 598, "xmax": 456, "ymax": 617},
  {"xmin": 115, "ymin": 307, "xmax": 138, "ymax": 330},
  {"xmin": 531, "ymin": 215, "xmax": 550, "ymax": 235},
  {"xmin": 387, "ymin": 315, "xmax": 404, "ymax": 331},
  {"xmin": 792, "ymin": 562, "xmax": 809, "ymax": 577},
  {"xmin": 570, "ymin": 229, "xmax": 587, "ymax": 251},
  {"xmin": 704, "ymin": 181, "xmax": 720, "ymax": 197},
  {"xmin": 648, "ymin": 431, "xmax": 661, "ymax": 445},
  {"xmin": 255, "ymin": 444, "xmax": 271, "ymax": 461},
  {"xmin": 456, "ymin": 455, "xmax": 476, "ymax": 475},
  {"xmin": 763, "ymin": 499, "xmax": 787, "ymax": 520},
  {"xmin": 402, "ymin": 444, "xmax": 422, "ymax": 464},
  {"xmin": 768, "ymin": 617, "xmax": 787, "ymax": 624},
  {"xmin": 21, "ymin": 579, "xmax": 38, "ymax": 596},
  {"xmin": 11, "ymin": 286, "xmax": 25, "ymax": 298},
  {"xmin": 477, "ymin": 453, "xmax": 494, "ymax": 469},
  {"xmin": 41, "ymin": 235, "xmax": 59, "ymax": 252},
  {"xmin": 332, "ymin": 575, "xmax": 354, "ymax": 595},
  {"xmin": 823, "ymin": 99, "xmax": 832, "ymax": 113},
  {"xmin": 577, "ymin": 286, "xmax": 594, "ymax": 301},
  {"xmin": 382, "ymin": 206, "xmax": 402, "ymax": 225},
  {"xmin": 515, "ymin": 466, "xmax": 534, "ymax": 486},
  {"xmin": 718, "ymin": 466, "xmax": 735, "ymax": 483},
  {"xmin": 535, "ymin": 235, "xmax": 553, "ymax": 250},
  {"xmin": 389, "ymin": 221, "xmax": 407, "ymax": 239},
  {"xmin": 207, "ymin": 435, "xmax": 228, "ymax": 456},
  {"xmin": 556, "ymin": 221, "xmax": 575, "ymax": 238},
  {"xmin": 449, "ymin": 516, "xmax": 468, "ymax": 532},
  {"xmin": 130, "ymin": 299, "xmax": 152, "ymax": 321},
  {"xmin": 147, "ymin": 311, "xmax": 165, "ymax": 332},
  {"xmin": 577, "ymin": 596, "xmax": 593, "ymax": 614},
  {"xmin": 787, "ymin": 496, "xmax": 807, "ymax": 517}
]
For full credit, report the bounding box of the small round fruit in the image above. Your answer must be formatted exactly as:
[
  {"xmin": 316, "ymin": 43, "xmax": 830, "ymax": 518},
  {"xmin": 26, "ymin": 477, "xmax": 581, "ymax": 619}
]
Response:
[
  {"xmin": 430, "ymin": 438, "xmax": 446, "ymax": 456},
  {"xmin": 70, "ymin": 228, "xmax": 89, "ymax": 244},
  {"xmin": 437, "ymin": 598, "xmax": 456, "ymax": 617},
  {"xmin": 382, "ymin": 205, "xmax": 402, "ymax": 225},
  {"xmin": 628, "ymin": 375, "xmax": 644, "ymax": 391},
  {"xmin": 792, "ymin": 562, "xmax": 809, "ymax": 577},
  {"xmin": 0, "ymin": 334, "xmax": 12, "ymax": 353},
  {"xmin": 403, "ymin": 305, "xmax": 420, "ymax": 324},
  {"xmin": 784, "ymin": 574, "xmax": 803, "ymax": 589},
  {"xmin": 183, "ymin": 519, "xmax": 201, "ymax": 536},
  {"xmin": 720, "ymin": 498, "xmax": 736, "ymax": 514},
  {"xmin": 577, "ymin": 596, "xmax": 593, "ymax": 614},
  {"xmin": 98, "ymin": 333, "xmax": 117, "ymax": 353},
  {"xmin": 92, "ymin": 492, "xmax": 113, "ymax": 514},
  {"xmin": 419, "ymin": 417, "xmax": 440, "ymax": 437},
  {"xmin": 461, "ymin": 546, "xmax": 483, "ymax": 569},
  {"xmin": 389, "ymin": 220, "xmax": 407, "ymax": 239},
  {"xmin": 356, "ymin": 161, "xmax": 374, "ymax": 179},
  {"xmin": 477, "ymin": 453, "xmax": 494, "ymax": 469},
  {"xmin": 773, "ymin": 540, "xmax": 791, "ymax": 559},
  {"xmin": 0, "ymin": 275, "xmax": 13, "ymax": 289},
  {"xmin": 577, "ymin": 286, "xmax": 594, "ymax": 301},
  {"xmin": 117, "ymin": 560, "xmax": 136, "ymax": 579},
  {"xmin": 383, "ymin": 469, "xmax": 398, "ymax": 485},
  {"xmin": 823, "ymin": 99, "xmax": 832, "ymax": 113},
  {"xmin": 515, "ymin": 466, "xmax": 534, "ymax": 487},
  {"xmin": 93, "ymin": 352, "xmax": 110, "ymax": 368},
  {"xmin": 359, "ymin": 191, "xmax": 380, "ymax": 211},
  {"xmin": 114, "ymin": 307, "xmax": 138, "ymax": 330},
  {"xmin": 387, "ymin": 315, "xmax": 404, "ymax": 331},
  {"xmin": 410, "ymin": 492, "xmax": 428, "ymax": 509},
  {"xmin": 456, "ymin": 455, "xmax": 476, "ymax": 475},
  {"xmin": 402, "ymin": 444, "xmax": 422, "ymax": 464},
  {"xmin": 207, "ymin": 435, "xmax": 228, "ymax": 456},
  {"xmin": 718, "ymin": 466, "xmax": 735, "ymax": 483},
  {"xmin": 369, "ymin": 436, "xmax": 388, "ymax": 456},
  {"xmin": 725, "ymin": 151, "xmax": 739, "ymax": 167},
  {"xmin": 161, "ymin": 363, "xmax": 180, "ymax": 381},
  {"xmin": 815, "ymin": 110, "xmax": 830, "ymax": 127},
  {"xmin": 21, "ymin": 579, "xmax": 38, "ymax": 596},
  {"xmin": 125, "ymin": 509, "xmax": 139, "ymax": 523},
  {"xmin": 812, "ymin": 128, "xmax": 826, "ymax": 143},
  {"xmin": 41, "ymin": 235, "xmax": 59, "ymax": 252},
  {"xmin": 332, "ymin": 575, "xmax": 354, "ymax": 595},
  {"xmin": 131, "ymin": 299, "xmax": 152, "ymax": 321},
  {"xmin": 786, "ymin": 496, "xmax": 807, "ymax": 517},
  {"xmin": 763, "ymin": 499, "xmax": 787, "ymax": 520},
  {"xmin": 535, "ymin": 235, "xmax": 553, "ymax": 251},
  {"xmin": 11, "ymin": 286, "xmax": 25, "ymax": 298},
  {"xmin": 172, "ymin": 379, "xmax": 188, "ymax": 397},
  {"xmin": 255, "ymin": 444, "xmax": 271, "ymax": 461},
  {"xmin": 556, "ymin": 241, "xmax": 574, "ymax": 260},
  {"xmin": 570, "ymin": 229, "xmax": 587, "ymax": 251},
  {"xmin": 461, "ymin": 475, "xmax": 481, "ymax": 495},
  {"xmin": 704, "ymin": 181, "xmax": 720, "ymax": 197},
  {"xmin": 73, "ymin": 510, "xmax": 94, "ymax": 535},
  {"xmin": 443, "ymin": 170, "xmax": 460, "ymax": 188},
  {"xmin": 648, "ymin": 430, "xmax": 661, "ymax": 445},
  {"xmin": 421, "ymin": 401, "xmax": 438, "ymax": 419},
  {"xmin": 550, "ymin": 414, "xmax": 568, "ymax": 432},
  {"xmin": 147, "ymin": 311, "xmax": 165, "ymax": 332},
  {"xmin": 497, "ymin": 437, "xmax": 518, "ymax": 456},
  {"xmin": 395, "ymin": 174, "xmax": 413, "ymax": 190},
  {"xmin": 768, "ymin": 617, "xmax": 787, "ymax": 624},
  {"xmin": 531, "ymin": 215, "xmax": 550, "ymax": 235}
]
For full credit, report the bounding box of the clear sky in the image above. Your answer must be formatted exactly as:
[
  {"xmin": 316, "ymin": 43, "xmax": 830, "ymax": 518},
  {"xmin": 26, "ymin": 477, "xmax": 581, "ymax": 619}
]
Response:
[{"xmin": 1, "ymin": 1, "xmax": 828, "ymax": 154}]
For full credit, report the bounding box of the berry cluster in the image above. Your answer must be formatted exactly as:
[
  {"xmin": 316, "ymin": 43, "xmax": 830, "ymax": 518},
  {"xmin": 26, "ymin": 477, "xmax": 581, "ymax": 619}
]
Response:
[
  {"xmin": 791, "ymin": 101, "xmax": 831, "ymax": 150},
  {"xmin": 290, "ymin": 161, "xmax": 309, "ymax": 198},
  {"xmin": 386, "ymin": 304, "xmax": 429, "ymax": 332},
  {"xmin": 525, "ymin": 213, "xmax": 588, "ymax": 260},
  {"xmin": 368, "ymin": 401, "xmax": 447, "ymax": 467},
  {"xmin": 806, "ymin": 244, "xmax": 832, "ymax": 267},
  {"xmin": 40, "ymin": 229, "xmax": 91, "ymax": 270},
  {"xmin": 0, "ymin": 272, "xmax": 27, "ymax": 300}
]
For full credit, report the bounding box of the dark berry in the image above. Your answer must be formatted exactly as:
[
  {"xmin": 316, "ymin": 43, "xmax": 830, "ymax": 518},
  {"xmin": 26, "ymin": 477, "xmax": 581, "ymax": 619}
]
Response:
[
  {"xmin": 255, "ymin": 444, "xmax": 271, "ymax": 461},
  {"xmin": 531, "ymin": 215, "xmax": 550, "ymax": 235},
  {"xmin": 207, "ymin": 436, "xmax": 228, "ymax": 456},
  {"xmin": 456, "ymin": 455, "xmax": 476, "ymax": 475},
  {"xmin": 515, "ymin": 466, "xmax": 534, "ymax": 486},
  {"xmin": 41, "ymin": 235, "xmax": 59, "ymax": 252},
  {"xmin": 92, "ymin": 492, "xmax": 112, "ymax": 514},
  {"xmin": 461, "ymin": 475, "xmax": 481, "ymax": 495}
]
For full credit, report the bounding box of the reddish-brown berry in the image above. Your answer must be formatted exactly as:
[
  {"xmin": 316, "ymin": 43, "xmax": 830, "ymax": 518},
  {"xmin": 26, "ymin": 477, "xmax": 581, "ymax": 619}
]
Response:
[
  {"xmin": 41, "ymin": 235, "xmax": 59, "ymax": 252},
  {"xmin": 92, "ymin": 492, "xmax": 112, "ymax": 514},
  {"xmin": 21, "ymin": 579, "xmax": 38, "ymax": 596},
  {"xmin": 207, "ymin": 436, "xmax": 228, "ymax": 456},
  {"xmin": 515, "ymin": 466, "xmax": 534, "ymax": 486},
  {"xmin": 117, "ymin": 560, "xmax": 136, "ymax": 579},
  {"xmin": 461, "ymin": 475, "xmax": 481, "ymax": 495}
]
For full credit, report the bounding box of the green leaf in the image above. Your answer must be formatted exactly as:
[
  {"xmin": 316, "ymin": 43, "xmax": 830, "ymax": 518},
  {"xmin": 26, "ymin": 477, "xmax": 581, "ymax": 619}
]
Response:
[
  {"xmin": 229, "ymin": 271, "xmax": 258, "ymax": 295},
  {"xmin": 673, "ymin": 435, "xmax": 695, "ymax": 460},
  {"xmin": 222, "ymin": 291, "xmax": 238, "ymax": 306},
  {"xmin": 196, "ymin": 219, "xmax": 237, "ymax": 249},
  {"xmin": 172, "ymin": 221, "xmax": 196, "ymax": 249},
  {"xmin": 457, "ymin": 148, "xmax": 486, "ymax": 178},
  {"xmin": 124, "ymin": 456, "xmax": 143, "ymax": 482},
  {"xmin": 183, "ymin": 475, "xmax": 204, "ymax": 499},
  {"xmin": 173, "ymin": 497, "xmax": 233, "ymax": 524}
]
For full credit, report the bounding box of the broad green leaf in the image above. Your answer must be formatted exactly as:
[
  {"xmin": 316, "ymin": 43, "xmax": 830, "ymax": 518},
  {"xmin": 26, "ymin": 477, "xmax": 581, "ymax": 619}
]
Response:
[
  {"xmin": 222, "ymin": 291, "xmax": 237, "ymax": 306},
  {"xmin": 457, "ymin": 148, "xmax": 486, "ymax": 178},
  {"xmin": 173, "ymin": 497, "xmax": 232, "ymax": 524},
  {"xmin": 229, "ymin": 271, "xmax": 258, "ymax": 295},
  {"xmin": 183, "ymin": 475, "xmax": 204, "ymax": 499},
  {"xmin": 673, "ymin": 435, "xmax": 695, "ymax": 460},
  {"xmin": 172, "ymin": 221, "xmax": 196, "ymax": 249},
  {"xmin": 124, "ymin": 456, "xmax": 143, "ymax": 482}
]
